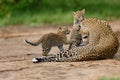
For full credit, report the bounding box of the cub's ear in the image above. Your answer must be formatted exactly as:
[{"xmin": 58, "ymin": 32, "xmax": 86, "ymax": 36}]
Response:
[
  {"xmin": 82, "ymin": 9, "xmax": 85, "ymax": 14},
  {"xmin": 72, "ymin": 12, "xmax": 76, "ymax": 16}
]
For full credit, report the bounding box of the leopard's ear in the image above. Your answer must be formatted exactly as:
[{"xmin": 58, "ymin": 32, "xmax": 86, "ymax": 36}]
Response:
[
  {"xmin": 82, "ymin": 9, "xmax": 85, "ymax": 14},
  {"xmin": 72, "ymin": 12, "xmax": 76, "ymax": 17}
]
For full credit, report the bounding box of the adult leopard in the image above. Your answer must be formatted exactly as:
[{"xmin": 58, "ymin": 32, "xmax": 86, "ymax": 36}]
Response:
[{"xmin": 32, "ymin": 18, "xmax": 119, "ymax": 63}]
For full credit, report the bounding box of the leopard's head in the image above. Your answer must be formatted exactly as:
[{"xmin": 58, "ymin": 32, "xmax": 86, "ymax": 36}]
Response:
[
  {"xmin": 58, "ymin": 26, "xmax": 70, "ymax": 35},
  {"xmin": 73, "ymin": 9, "xmax": 85, "ymax": 24}
]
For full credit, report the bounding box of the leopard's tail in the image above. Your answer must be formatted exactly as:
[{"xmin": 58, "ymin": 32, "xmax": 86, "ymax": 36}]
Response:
[{"xmin": 24, "ymin": 39, "xmax": 42, "ymax": 46}]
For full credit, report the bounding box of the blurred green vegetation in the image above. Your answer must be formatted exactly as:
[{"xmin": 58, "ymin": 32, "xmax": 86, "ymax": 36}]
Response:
[
  {"xmin": 0, "ymin": 0, "xmax": 120, "ymax": 27},
  {"xmin": 99, "ymin": 77, "xmax": 120, "ymax": 80}
]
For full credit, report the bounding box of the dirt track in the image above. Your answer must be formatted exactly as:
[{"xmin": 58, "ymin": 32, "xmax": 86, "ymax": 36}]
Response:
[{"xmin": 0, "ymin": 20, "xmax": 120, "ymax": 80}]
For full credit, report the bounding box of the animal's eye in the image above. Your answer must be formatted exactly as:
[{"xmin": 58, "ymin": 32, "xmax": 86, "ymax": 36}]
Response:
[{"xmin": 83, "ymin": 36, "xmax": 88, "ymax": 38}]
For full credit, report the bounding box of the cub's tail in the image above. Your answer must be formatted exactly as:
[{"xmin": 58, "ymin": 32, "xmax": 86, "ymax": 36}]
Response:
[{"xmin": 24, "ymin": 39, "xmax": 41, "ymax": 46}]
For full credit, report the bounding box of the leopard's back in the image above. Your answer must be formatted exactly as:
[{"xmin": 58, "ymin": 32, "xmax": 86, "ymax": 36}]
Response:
[
  {"xmin": 67, "ymin": 18, "xmax": 119, "ymax": 61},
  {"xmin": 76, "ymin": 18, "xmax": 119, "ymax": 60},
  {"xmin": 41, "ymin": 33, "xmax": 63, "ymax": 46}
]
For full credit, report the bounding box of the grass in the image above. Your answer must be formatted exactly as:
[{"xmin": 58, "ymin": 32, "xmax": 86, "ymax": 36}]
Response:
[
  {"xmin": 0, "ymin": 11, "xmax": 73, "ymax": 27},
  {"xmin": 0, "ymin": 10, "xmax": 119, "ymax": 28},
  {"xmin": 0, "ymin": 0, "xmax": 120, "ymax": 27},
  {"xmin": 99, "ymin": 77, "xmax": 120, "ymax": 80}
]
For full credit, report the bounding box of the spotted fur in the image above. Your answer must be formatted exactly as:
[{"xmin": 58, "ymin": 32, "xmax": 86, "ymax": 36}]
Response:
[
  {"xmin": 25, "ymin": 26, "xmax": 75, "ymax": 56},
  {"xmin": 69, "ymin": 9, "xmax": 89, "ymax": 49},
  {"xmin": 32, "ymin": 18, "xmax": 119, "ymax": 63}
]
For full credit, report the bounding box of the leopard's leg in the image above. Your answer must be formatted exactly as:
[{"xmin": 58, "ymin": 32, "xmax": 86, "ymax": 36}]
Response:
[
  {"xmin": 58, "ymin": 44, "xmax": 64, "ymax": 52},
  {"xmin": 42, "ymin": 46, "xmax": 51, "ymax": 56},
  {"xmin": 68, "ymin": 43, "xmax": 72, "ymax": 50}
]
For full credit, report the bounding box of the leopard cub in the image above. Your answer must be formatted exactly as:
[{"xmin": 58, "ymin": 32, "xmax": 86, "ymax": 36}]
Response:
[
  {"xmin": 69, "ymin": 9, "xmax": 89, "ymax": 49},
  {"xmin": 24, "ymin": 26, "xmax": 75, "ymax": 56}
]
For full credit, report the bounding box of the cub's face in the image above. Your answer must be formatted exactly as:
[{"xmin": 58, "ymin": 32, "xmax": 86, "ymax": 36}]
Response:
[
  {"xmin": 73, "ymin": 9, "xmax": 85, "ymax": 24},
  {"xmin": 58, "ymin": 26, "xmax": 70, "ymax": 35}
]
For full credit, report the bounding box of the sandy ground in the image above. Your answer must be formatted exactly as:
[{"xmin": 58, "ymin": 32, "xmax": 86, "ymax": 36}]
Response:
[{"xmin": 0, "ymin": 20, "xmax": 120, "ymax": 80}]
